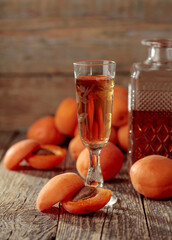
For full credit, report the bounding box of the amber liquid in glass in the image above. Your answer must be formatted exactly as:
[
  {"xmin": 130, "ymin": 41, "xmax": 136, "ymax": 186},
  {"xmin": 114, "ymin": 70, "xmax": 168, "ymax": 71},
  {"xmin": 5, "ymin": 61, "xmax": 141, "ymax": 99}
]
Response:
[
  {"xmin": 76, "ymin": 75, "xmax": 114, "ymax": 149},
  {"xmin": 132, "ymin": 110, "xmax": 172, "ymax": 162}
]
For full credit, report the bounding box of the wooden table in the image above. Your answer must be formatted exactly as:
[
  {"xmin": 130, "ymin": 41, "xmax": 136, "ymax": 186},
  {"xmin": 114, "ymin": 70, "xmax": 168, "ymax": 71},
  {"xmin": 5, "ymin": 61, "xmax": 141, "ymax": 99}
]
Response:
[{"xmin": 0, "ymin": 130, "xmax": 172, "ymax": 240}]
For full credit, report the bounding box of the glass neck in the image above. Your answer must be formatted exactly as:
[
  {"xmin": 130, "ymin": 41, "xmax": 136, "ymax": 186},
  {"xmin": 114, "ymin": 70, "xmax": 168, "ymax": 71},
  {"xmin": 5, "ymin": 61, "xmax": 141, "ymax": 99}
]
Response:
[{"xmin": 145, "ymin": 47, "xmax": 172, "ymax": 64}]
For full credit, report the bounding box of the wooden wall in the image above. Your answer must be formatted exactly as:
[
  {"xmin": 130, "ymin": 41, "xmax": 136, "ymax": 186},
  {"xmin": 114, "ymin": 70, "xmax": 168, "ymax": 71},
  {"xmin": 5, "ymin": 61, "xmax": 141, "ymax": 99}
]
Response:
[{"xmin": 0, "ymin": 0, "xmax": 172, "ymax": 130}]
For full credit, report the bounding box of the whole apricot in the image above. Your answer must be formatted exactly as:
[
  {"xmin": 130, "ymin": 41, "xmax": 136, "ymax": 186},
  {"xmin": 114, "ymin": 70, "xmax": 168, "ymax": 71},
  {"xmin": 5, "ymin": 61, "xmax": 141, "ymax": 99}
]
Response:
[
  {"xmin": 112, "ymin": 96, "xmax": 128, "ymax": 127},
  {"xmin": 55, "ymin": 98, "xmax": 78, "ymax": 137},
  {"xmin": 130, "ymin": 155, "xmax": 172, "ymax": 199},
  {"xmin": 109, "ymin": 126, "xmax": 117, "ymax": 145},
  {"xmin": 27, "ymin": 116, "xmax": 65, "ymax": 145},
  {"xmin": 68, "ymin": 135, "xmax": 85, "ymax": 161},
  {"xmin": 117, "ymin": 124, "xmax": 129, "ymax": 151},
  {"xmin": 76, "ymin": 142, "xmax": 123, "ymax": 181},
  {"xmin": 36, "ymin": 173, "xmax": 85, "ymax": 211},
  {"xmin": 114, "ymin": 85, "xmax": 128, "ymax": 98},
  {"xmin": 74, "ymin": 125, "xmax": 79, "ymax": 136},
  {"xmin": 3, "ymin": 139, "xmax": 40, "ymax": 170}
]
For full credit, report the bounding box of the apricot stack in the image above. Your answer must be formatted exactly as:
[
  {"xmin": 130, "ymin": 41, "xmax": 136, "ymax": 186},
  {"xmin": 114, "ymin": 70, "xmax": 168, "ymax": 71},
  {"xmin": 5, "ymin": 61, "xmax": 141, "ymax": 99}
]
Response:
[{"xmin": 36, "ymin": 172, "xmax": 111, "ymax": 214}]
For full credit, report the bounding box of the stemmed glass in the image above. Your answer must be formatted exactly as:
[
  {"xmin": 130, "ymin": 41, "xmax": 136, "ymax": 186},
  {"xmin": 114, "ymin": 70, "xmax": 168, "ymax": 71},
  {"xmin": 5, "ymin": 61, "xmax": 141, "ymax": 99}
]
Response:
[{"xmin": 73, "ymin": 60, "xmax": 117, "ymax": 206}]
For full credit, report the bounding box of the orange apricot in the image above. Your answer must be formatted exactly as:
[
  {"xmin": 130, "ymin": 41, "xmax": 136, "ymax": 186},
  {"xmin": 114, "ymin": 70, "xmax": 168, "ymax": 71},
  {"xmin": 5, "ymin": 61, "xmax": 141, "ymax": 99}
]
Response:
[
  {"xmin": 112, "ymin": 95, "xmax": 128, "ymax": 127},
  {"xmin": 76, "ymin": 142, "xmax": 123, "ymax": 181},
  {"xmin": 117, "ymin": 124, "xmax": 129, "ymax": 151},
  {"xmin": 114, "ymin": 85, "xmax": 128, "ymax": 98},
  {"xmin": 3, "ymin": 139, "xmax": 40, "ymax": 170},
  {"xmin": 74, "ymin": 125, "xmax": 79, "ymax": 136},
  {"xmin": 109, "ymin": 126, "xmax": 117, "ymax": 145},
  {"xmin": 55, "ymin": 98, "xmax": 78, "ymax": 137},
  {"xmin": 68, "ymin": 135, "xmax": 85, "ymax": 161},
  {"xmin": 26, "ymin": 145, "xmax": 66, "ymax": 170},
  {"xmin": 27, "ymin": 116, "xmax": 65, "ymax": 145},
  {"xmin": 62, "ymin": 188, "xmax": 111, "ymax": 214},
  {"xmin": 130, "ymin": 155, "xmax": 172, "ymax": 199},
  {"xmin": 36, "ymin": 173, "xmax": 85, "ymax": 211}
]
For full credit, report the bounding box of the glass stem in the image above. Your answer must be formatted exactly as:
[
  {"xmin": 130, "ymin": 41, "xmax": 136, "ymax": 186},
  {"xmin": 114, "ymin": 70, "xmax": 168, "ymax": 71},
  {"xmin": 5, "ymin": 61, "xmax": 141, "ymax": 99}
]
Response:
[{"xmin": 86, "ymin": 148, "xmax": 104, "ymax": 188}]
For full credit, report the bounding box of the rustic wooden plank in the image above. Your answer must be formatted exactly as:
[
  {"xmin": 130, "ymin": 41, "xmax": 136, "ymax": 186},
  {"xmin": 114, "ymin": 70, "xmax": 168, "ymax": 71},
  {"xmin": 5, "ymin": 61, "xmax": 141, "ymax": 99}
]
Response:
[
  {"xmin": 1, "ymin": 131, "xmax": 171, "ymax": 240},
  {"xmin": 56, "ymin": 164, "xmax": 150, "ymax": 240},
  {"xmin": 0, "ymin": 73, "xmax": 129, "ymax": 131},
  {"xmin": 0, "ymin": 131, "xmax": 16, "ymax": 159},
  {"xmin": 143, "ymin": 198, "xmax": 172, "ymax": 240},
  {"xmin": 0, "ymin": 19, "xmax": 171, "ymax": 74},
  {"xmin": 0, "ymin": 0, "xmax": 171, "ymax": 23},
  {"xmin": 0, "ymin": 131, "xmax": 69, "ymax": 239}
]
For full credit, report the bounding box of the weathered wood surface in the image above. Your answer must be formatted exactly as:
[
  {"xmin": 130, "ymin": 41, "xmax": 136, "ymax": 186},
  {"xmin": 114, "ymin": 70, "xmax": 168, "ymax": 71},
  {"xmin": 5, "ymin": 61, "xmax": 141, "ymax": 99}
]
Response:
[
  {"xmin": 0, "ymin": 0, "xmax": 172, "ymax": 129},
  {"xmin": 0, "ymin": 131, "xmax": 171, "ymax": 240},
  {"xmin": 0, "ymin": 74, "xmax": 129, "ymax": 131}
]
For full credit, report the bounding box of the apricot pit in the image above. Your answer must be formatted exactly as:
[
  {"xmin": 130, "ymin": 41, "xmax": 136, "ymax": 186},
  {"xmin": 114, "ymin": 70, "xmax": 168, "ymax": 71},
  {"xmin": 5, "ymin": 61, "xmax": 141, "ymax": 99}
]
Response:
[{"xmin": 27, "ymin": 145, "xmax": 66, "ymax": 170}]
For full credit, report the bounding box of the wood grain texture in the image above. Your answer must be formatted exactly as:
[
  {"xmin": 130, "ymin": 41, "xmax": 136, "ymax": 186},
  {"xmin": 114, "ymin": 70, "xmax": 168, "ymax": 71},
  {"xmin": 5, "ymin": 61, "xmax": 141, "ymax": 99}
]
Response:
[
  {"xmin": 0, "ymin": 0, "xmax": 172, "ymax": 23},
  {"xmin": 0, "ymin": 131, "xmax": 172, "ymax": 240},
  {"xmin": 0, "ymin": 74, "xmax": 129, "ymax": 131},
  {"xmin": 143, "ymin": 198, "xmax": 172, "ymax": 240},
  {"xmin": 0, "ymin": 18, "xmax": 171, "ymax": 74},
  {"xmin": 0, "ymin": 1, "xmax": 172, "ymax": 130}
]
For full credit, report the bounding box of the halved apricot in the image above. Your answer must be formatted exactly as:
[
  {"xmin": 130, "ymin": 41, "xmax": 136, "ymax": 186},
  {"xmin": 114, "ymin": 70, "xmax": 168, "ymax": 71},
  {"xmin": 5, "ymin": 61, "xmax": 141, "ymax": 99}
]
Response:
[
  {"xmin": 62, "ymin": 188, "xmax": 111, "ymax": 214},
  {"xmin": 3, "ymin": 139, "xmax": 40, "ymax": 170},
  {"xmin": 55, "ymin": 98, "xmax": 78, "ymax": 137},
  {"xmin": 27, "ymin": 116, "xmax": 65, "ymax": 145},
  {"xmin": 36, "ymin": 173, "xmax": 85, "ymax": 211},
  {"xmin": 27, "ymin": 145, "xmax": 66, "ymax": 170}
]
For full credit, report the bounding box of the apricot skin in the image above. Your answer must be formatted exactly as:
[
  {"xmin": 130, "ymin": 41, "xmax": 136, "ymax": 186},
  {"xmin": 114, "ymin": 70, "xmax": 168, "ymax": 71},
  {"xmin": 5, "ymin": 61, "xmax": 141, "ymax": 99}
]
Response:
[
  {"xmin": 27, "ymin": 116, "xmax": 65, "ymax": 145},
  {"xmin": 68, "ymin": 135, "xmax": 85, "ymax": 161},
  {"xmin": 55, "ymin": 98, "xmax": 78, "ymax": 137},
  {"xmin": 76, "ymin": 142, "xmax": 123, "ymax": 181},
  {"xmin": 27, "ymin": 145, "xmax": 66, "ymax": 170},
  {"xmin": 109, "ymin": 126, "xmax": 117, "ymax": 145},
  {"xmin": 130, "ymin": 155, "xmax": 172, "ymax": 199},
  {"xmin": 112, "ymin": 85, "xmax": 128, "ymax": 127},
  {"xmin": 112, "ymin": 96, "xmax": 128, "ymax": 127},
  {"xmin": 117, "ymin": 124, "xmax": 129, "ymax": 151},
  {"xmin": 3, "ymin": 139, "xmax": 40, "ymax": 170},
  {"xmin": 36, "ymin": 173, "xmax": 85, "ymax": 211},
  {"xmin": 62, "ymin": 188, "xmax": 111, "ymax": 214}
]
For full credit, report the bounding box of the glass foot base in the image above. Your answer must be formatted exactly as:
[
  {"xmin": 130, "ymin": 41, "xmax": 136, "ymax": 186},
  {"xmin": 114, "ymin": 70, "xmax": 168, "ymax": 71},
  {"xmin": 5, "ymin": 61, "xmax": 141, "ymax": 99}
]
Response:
[{"xmin": 105, "ymin": 195, "xmax": 117, "ymax": 207}]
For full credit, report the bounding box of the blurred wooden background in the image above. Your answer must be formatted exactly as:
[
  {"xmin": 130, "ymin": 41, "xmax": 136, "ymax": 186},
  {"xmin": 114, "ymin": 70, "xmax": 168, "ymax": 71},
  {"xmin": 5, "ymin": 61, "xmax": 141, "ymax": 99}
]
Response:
[{"xmin": 0, "ymin": 0, "xmax": 172, "ymax": 130}]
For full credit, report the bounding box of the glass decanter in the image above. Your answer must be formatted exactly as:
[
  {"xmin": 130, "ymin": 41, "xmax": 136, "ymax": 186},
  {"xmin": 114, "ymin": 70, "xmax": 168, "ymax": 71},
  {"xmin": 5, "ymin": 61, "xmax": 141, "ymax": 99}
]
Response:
[{"xmin": 128, "ymin": 39, "xmax": 172, "ymax": 165}]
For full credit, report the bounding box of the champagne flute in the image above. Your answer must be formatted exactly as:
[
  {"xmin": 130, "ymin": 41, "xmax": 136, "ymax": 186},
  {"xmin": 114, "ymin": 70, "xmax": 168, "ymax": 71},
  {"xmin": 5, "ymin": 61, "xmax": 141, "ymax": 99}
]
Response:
[{"xmin": 73, "ymin": 60, "xmax": 117, "ymax": 206}]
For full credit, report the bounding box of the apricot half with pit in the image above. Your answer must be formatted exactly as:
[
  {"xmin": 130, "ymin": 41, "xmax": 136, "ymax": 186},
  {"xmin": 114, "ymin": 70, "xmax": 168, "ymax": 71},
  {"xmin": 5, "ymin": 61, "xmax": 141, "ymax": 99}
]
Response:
[
  {"xmin": 36, "ymin": 173, "xmax": 85, "ymax": 211},
  {"xmin": 62, "ymin": 187, "xmax": 111, "ymax": 215},
  {"xmin": 3, "ymin": 139, "xmax": 40, "ymax": 170},
  {"xmin": 27, "ymin": 145, "xmax": 66, "ymax": 170},
  {"xmin": 36, "ymin": 172, "xmax": 111, "ymax": 214}
]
